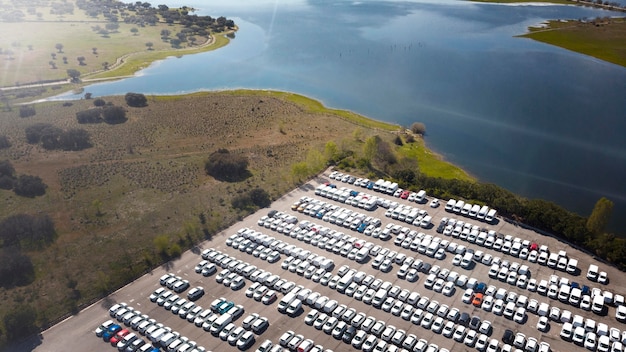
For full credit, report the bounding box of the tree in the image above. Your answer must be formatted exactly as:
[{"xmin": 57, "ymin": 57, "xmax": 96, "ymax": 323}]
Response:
[
  {"xmin": 0, "ymin": 250, "xmax": 35, "ymax": 287},
  {"xmin": 587, "ymin": 197, "xmax": 614, "ymax": 235},
  {"xmin": 55, "ymin": 43, "xmax": 63, "ymax": 53},
  {"xmin": 77, "ymin": 56, "xmax": 86, "ymax": 65},
  {"xmin": 3, "ymin": 304, "xmax": 38, "ymax": 341},
  {"xmin": 130, "ymin": 27, "xmax": 139, "ymax": 35},
  {"xmin": 102, "ymin": 105, "xmax": 127, "ymax": 124},
  {"xmin": 0, "ymin": 135, "xmax": 10, "ymax": 149},
  {"xmin": 102, "ymin": 61, "xmax": 109, "ymax": 70},
  {"xmin": 160, "ymin": 29, "xmax": 171, "ymax": 38},
  {"xmin": 145, "ymin": 42, "xmax": 153, "ymax": 50},
  {"xmin": 19, "ymin": 105, "xmax": 36, "ymax": 118},
  {"xmin": 250, "ymin": 188, "xmax": 271, "ymax": 208},
  {"xmin": 204, "ymin": 149, "xmax": 250, "ymax": 182},
  {"xmin": 49, "ymin": 60, "xmax": 56, "ymax": 69},
  {"xmin": 170, "ymin": 38, "xmax": 182, "ymax": 48},
  {"xmin": 410, "ymin": 122, "xmax": 426, "ymax": 135},
  {"xmin": 92, "ymin": 47, "xmax": 97, "ymax": 54},
  {"xmin": 59, "ymin": 128, "xmax": 92, "ymax": 151},
  {"xmin": 62, "ymin": 56, "xmax": 68, "ymax": 64},
  {"xmin": 13, "ymin": 175, "xmax": 47, "ymax": 197},
  {"xmin": 0, "ymin": 159, "xmax": 15, "ymax": 178},
  {"xmin": 291, "ymin": 162, "xmax": 309, "ymax": 182},
  {"xmin": 105, "ymin": 22, "xmax": 119, "ymax": 31},
  {"xmin": 67, "ymin": 68, "xmax": 80, "ymax": 81},
  {"xmin": 125, "ymin": 92, "xmax": 147, "ymax": 107},
  {"xmin": 93, "ymin": 98, "xmax": 106, "ymax": 107}
]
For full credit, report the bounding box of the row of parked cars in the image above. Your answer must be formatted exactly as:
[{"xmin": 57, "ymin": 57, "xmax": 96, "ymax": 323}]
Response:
[{"xmin": 106, "ymin": 302, "xmax": 206, "ymax": 352}]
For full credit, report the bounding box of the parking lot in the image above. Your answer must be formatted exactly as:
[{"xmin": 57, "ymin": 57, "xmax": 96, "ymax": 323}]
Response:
[{"xmin": 28, "ymin": 169, "xmax": 626, "ymax": 352}]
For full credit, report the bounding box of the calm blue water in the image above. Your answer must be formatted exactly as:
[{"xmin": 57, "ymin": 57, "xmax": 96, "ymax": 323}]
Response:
[{"xmin": 51, "ymin": 0, "xmax": 626, "ymax": 231}]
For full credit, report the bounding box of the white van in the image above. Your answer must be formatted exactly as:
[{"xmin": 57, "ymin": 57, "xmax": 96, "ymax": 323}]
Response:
[
  {"xmin": 355, "ymin": 247, "xmax": 370, "ymax": 263},
  {"xmin": 453, "ymin": 200, "xmax": 465, "ymax": 213},
  {"xmin": 567, "ymin": 259, "xmax": 578, "ymax": 274},
  {"xmin": 470, "ymin": 204, "xmax": 481, "ymax": 217},
  {"xmin": 372, "ymin": 289, "xmax": 388, "ymax": 308},
  {"xmin": 416, "ymin": 190, "xmax": 426, "ymax": 203},
  {"xmin": 461, "ymin": 252, "xmax": 474, "ymax": 269},
  {"xmin": 485, "ymin": 209, "xmax": 497, "ymax": 222},
  {"xmin": 477, "ymin": 206, "xmax": 489, "ymax": 220},
  {"xmin": 587, "ymin": 264, "xmax": 599, "ymax": 280},
  {"xmin": 420, "ymin": 216, "xmax": 432, "ymax": 229},
  {"xmin": 461, "ymin": 203, "xmax": 472, "ymax": 215},
  {"xmin": 445, "ymin": 199, "xmax": 456, "ymax": 212},
  {"xmin": 210, "ymin": 314, "xmax": 233, "ymax": 336}
]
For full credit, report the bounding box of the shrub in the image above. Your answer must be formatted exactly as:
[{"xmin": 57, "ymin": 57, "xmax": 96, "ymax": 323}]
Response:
[
  {"xmin": 93, "ymin": 98, "xmax": 106, "ymax": 107},
  {"xmin": 0, "ymin": 135, "xmax": 10, "ymax": 149},
  {"xmin": 125, "ymin": 92, "xmax": 147, "ymax": 107},
  {"xmin": 25, "ymin": 123, "xmax": 55, "ymax": 144},
  {"xmin": 0, "ymin": 213, "xmax": 56, "ymax": 249},
  {"xmin": 205, "ymin": 149, "xmax": 250, "ymax": 182},
  {"xmin": 2, "ymin": 304, "xmax": 38, "ymax": 341},
  {"xmin": 13, "ymin": 175, "xmax": 47, "ymax": 197},
  {"xmin": 0, "ymin": 159, "xmax": 15, "ymax": 178},
  {"xmin": 393, "ymin": 135, "xmax": 403, "ymax": 146},
  {"xmin": 410, "ymin": 122, "xmax": 426, "ymax": 135},
  {"xmin": 102, "ymin": 105, "xmax": 127, "ymax": 124},
  {"xmin": 0, "ymin": 250, "xmax": 35, "ymax": 288},
  {"xmin": 250, "ymin": 188, "xmax": 271, "ymax": 208},
  {"xmin": 19, "ymin": 105, "xmax": 36, "ymax": 118},
  {"xmin": 76, "ymin": 108, "xmax": 102, "ymax": 123},
  {"xmin": 59, "ymin": 128, "xmax": 92, "ymax": 151}
]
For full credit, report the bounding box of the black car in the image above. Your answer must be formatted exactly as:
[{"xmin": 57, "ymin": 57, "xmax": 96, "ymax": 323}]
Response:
[
  {"xmin": 420, "ymin": 263, "xmax": 432, "ymax": 274},
  {"xmin": 342, "ymin": 326, "xmax": 357, "ymax": 344},
  {"xmin": 502, "ymin": 329, "xmax": 514, "ymax": 344},
  {"xmin": 469, "ymin": 316, "xmax": 481, "ymax": 330},
  {"xmin": 458, "ymin": 312, "xmax": 470, "ymax": 327},
  {"xmin": 436, "ymin": 223, "xmax": 446, "ymax": 233}
]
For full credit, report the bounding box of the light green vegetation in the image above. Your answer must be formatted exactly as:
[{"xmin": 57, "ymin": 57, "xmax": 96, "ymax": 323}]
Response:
[
  {"xmin": 398, "ymin": 139, "xmax": 475, "ymax": 181},
  {"xmin": 520, "ymin": 18, "xmax": 626, "ymax": 68}
]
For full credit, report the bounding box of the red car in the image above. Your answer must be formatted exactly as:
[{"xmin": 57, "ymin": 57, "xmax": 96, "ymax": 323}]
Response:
[
  {"xmin": 472, "ymin": 293, "xmax": 484, "ymax": 307},
  {"xmin": 109, "ymin": 329, "xmax": 129, "ymax": 346},
  {"xmin": 400, "ymin": 191, "xmax": 410, "ymax": 199},
  {"xmin": 529, "ymin": 243, "xmax": 539, "ymax": 251}
]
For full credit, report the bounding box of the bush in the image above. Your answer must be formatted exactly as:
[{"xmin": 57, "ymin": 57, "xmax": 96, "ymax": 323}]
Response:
[
  {"xmin": 0, "ymin": 159, "xmax": 15, "ymax": 178},
  {"xmin": 19, "ymin": 105, "xmax": 36, "ymax": 118},
  {"xmin": 250, "ymin": 188, "xmax": 271, "ymax": 208},
  {"xmin": 102, "ymin": 105, "xmax": 127, "ymax": 124},
  {"xmin": 125, "ymin": 92, "xmax": 147, "ymax": 107},
  {"xmin": 59, "ymin": 128, "xmax": 92, "ymax": 151},
  {"xmin": 410, "ymin": 122, "xmax": 426, "ymax": 135},
  {"xmin": 0, "ymin": 175, "xmax": 14, "ymax": 189},
  {"xmin": 205, "ymin": 149, "xmax": 250, "ymax": 182},
  {"xmin": 93, "ymin": 98, "xmax": 106, "ymax": 107},
  {"xmin": 13, "ymin": 175, "xmax": 47, "ymax": 197},
  {"xmin": 76, "ymin": 108, "xmax": 102, "ymax": 123},
  {"xmin": 0, "ymin": 135, "xmax": 10, "ymax": 149},
  {"xmin": 25, "ymin": 123, "xmax": 55, "ymax": 144},
  {"xmin": 0, "ymin": 250, "xmax": 35, "ymax": 287},
  {"xmin": 0, "ymin": 213, "xmax": 56, "ymax": 249},
  {"xmin": 3, "ymin": 304, "xmax": 38, "ymax": 341}
]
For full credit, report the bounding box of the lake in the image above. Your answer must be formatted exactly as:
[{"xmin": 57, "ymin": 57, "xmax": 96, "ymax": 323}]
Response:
[{"xmin": 51, "ymin": 0, "xmax": 626, "ymax": 231}]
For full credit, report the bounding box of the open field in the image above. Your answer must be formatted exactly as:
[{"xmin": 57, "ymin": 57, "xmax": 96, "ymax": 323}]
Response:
[
  {"xmin": 520, "ymin": 18, "xmax": 626, "ymax": 68},
  {"xmin": 0, "ymin": 90, "xmax": 475, "ymax": 347}
]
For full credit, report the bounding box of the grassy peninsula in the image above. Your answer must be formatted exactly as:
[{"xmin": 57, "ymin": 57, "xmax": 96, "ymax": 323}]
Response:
[{"xmin": 520, "ymin": 18, "xmax": 626, "ymax": 68}]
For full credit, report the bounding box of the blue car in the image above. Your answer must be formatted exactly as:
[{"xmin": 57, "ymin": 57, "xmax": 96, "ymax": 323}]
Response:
[
  {"xmin": 357, "ymin": 223, "xmax": 367, "ymax": 233},
  {"xmin": 366, "ymin": 181, "xmax": 374, "ymax": 189},
  {"xmin": 102, "ymin": 324, "xmax": 122, "ymax": 342},
  {"xmin": 350, "ymin": 190, "xmax": 359, "ymax": 197},
  {"xmin": 474, "ymin": 282, "xmax": 487, "ymax": 294}
]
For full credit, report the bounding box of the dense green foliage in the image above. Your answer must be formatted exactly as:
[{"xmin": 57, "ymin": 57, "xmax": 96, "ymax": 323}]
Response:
[
  {"xmin": 0, "ymin": 135, "xmax": 10, "ymax": 149},
  {"xmin": 125, "ymin": 92, "xmax": 147, "ymax": 107},
  {"xmin": 586, "ymin": 197, "xmax": 613, "ymax": 235},
  {"xmin": 13, "ymin": 175, "xmax": 47, "ymax": 197},
  {"xmin": 19, "ymin": 105, "xmax": 36, "ymax": 118},
  {"xmin": 231, "ymin": 188, "xmax": 272, "ymax": 210},
  {"xmin": 25, "ymin": 123, "xmax": 91, "ymax": 151},
  {"xmin": 205, "ymin": 149, "xmax": 250, "ymax": 182},
  {"xmin": 2, "ymin": 304, "xmax": 38, "ymax": 341}
]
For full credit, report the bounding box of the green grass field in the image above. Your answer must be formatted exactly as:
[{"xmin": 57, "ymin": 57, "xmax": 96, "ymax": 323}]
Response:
[{"xmin": 520, "ymin": 18, "xmax": 626, "ymax": 68}]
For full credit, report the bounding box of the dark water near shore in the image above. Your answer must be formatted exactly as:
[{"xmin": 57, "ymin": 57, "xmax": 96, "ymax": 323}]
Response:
[{"xmin": 51, "ymin": 0, "xmax": 626, "ymax": 232}]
